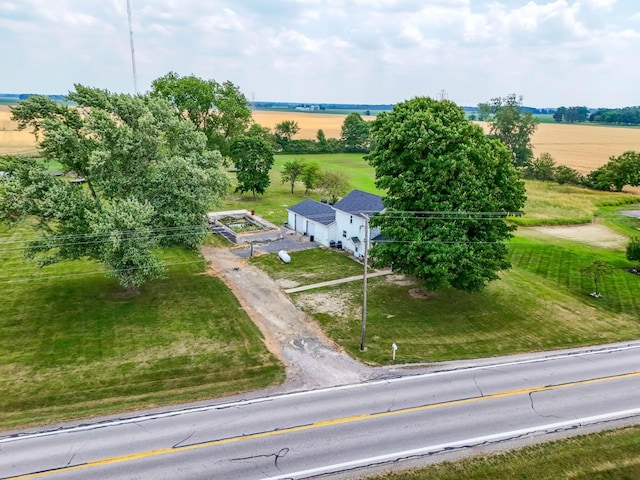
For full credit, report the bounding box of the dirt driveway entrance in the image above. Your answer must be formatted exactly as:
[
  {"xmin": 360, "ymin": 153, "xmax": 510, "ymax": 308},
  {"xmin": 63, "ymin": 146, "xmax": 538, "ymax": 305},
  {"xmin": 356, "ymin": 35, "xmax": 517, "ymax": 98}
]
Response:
[{"xmin": 201, "ymin": 246, "xmax": 383, "ymax": 390}]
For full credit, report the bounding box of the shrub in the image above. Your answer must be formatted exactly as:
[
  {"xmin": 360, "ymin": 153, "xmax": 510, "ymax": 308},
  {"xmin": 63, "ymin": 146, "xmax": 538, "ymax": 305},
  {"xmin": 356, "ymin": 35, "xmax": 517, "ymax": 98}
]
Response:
[
  {"xmin": 554, "ymin": 165, "xmax": 584, "ymax": 185},
  {"xmin": 525, "ymin": 152, "xmax": 556, "ymax": 181},
  {"xmin": 626, "ymin": 236, "xmax": 640, "ymax": 266}
]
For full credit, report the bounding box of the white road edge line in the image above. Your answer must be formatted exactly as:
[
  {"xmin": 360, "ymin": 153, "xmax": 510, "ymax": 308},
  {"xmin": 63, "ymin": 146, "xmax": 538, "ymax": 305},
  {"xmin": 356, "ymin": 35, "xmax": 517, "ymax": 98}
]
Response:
[
  {"xmin": 261, "ymin": 408, "xmax": 640, "ymax": 480},
  {"xmin": 3, "ymin": 343, "xmax": 639, "ymax": 444}
]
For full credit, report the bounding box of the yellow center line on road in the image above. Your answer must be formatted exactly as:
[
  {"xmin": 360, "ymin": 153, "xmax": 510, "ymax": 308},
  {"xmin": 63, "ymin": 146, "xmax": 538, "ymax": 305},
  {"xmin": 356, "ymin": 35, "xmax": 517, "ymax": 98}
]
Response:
[{"xmin": 10, "ymin": 370, "xmax": 640, "ymax": 479}]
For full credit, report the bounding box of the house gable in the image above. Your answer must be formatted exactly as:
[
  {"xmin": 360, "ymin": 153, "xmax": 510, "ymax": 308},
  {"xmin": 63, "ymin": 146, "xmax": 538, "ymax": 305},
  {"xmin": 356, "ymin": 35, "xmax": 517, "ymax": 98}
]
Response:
[{"xmin": 333, "ymin": 189, "xmax": 384, "ymax": 218}]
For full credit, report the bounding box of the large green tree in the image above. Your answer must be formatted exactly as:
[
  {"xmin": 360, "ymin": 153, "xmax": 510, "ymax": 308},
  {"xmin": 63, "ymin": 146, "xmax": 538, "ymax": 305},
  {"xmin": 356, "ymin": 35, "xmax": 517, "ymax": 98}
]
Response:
[
  {"xmin": 366, "ymin": 97, "xmax": 526, "ymax": 293},
  {"xmin": 281, "ymin": 157, "xmax": 305, "ymax": 194},
  {"xmin": 340, "ymin": 112, "xmax": 370, "ymax": 152},
  {"xmin": 483, "ymin": 94, "xmax": 538, "ymax": 168},
  {"xmin": 274, "ymin": 120, "xmax": 300, "ymax": 151},
  {"xmin": 3, "ymin": 86, "xmax": 230, "ymax": 292},
  {"xmin": 301, "ymin": 161, "xmax": 321, "ymax": 195},
  {"xmin": 230, "ymin": 136, "xmax": 274, "ymax": 197},
  {"xmin": 586, "ymin": 151, "xmax": 640, "ymax": 191},
  {"xmin": 150, "ymin": 72, "xmax": 251, "ymax": 157},
  {"xmin": 317, "ymin": 170, "xmax": 349, "ymax": 204}
]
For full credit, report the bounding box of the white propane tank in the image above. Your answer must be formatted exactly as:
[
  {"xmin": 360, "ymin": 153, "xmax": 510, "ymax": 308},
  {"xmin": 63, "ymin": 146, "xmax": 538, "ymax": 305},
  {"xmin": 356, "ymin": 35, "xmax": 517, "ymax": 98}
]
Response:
[{"xmin": 278, "ymin": 250, "xmax": 291, "ymax": 263}]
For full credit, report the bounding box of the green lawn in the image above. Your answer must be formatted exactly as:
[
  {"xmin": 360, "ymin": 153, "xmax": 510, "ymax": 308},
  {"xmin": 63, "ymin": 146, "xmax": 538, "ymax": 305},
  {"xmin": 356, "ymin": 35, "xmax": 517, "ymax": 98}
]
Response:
[
  {"xmin": 368, "ymin": 425, "xmax": 640, "ymax": 480},
  {"xmin": 221, "ymin": 155, "xmax": 639, "ymax": 228},
  {"xmin": 0, "ymin": 224, "xmax": 284, "ymax": 429},
  {"xmin": 250, "ymin": 248, "xmax": 369, "ymax": 285},
  {"xmin": 288, "ymin": 230, "xmax": 640, "ymax": 365},
  {"xmin": 220, "ymin": 153, "xmax": 381, "ymax": 223}
]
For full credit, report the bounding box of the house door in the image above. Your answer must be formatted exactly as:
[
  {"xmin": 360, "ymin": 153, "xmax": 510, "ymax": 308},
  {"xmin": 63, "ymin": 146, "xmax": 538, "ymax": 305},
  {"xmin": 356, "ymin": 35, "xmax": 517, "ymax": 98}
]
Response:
[{"xmin": 306, "ymin": 221, "xmax": 315, "ymax": 236}]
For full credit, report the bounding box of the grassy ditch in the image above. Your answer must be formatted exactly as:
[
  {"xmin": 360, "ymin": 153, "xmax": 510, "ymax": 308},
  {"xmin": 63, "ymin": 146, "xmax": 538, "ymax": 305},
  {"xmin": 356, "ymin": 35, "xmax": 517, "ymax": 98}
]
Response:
[
  {"xmin": 367, "ymin": 425, "xmax": 640, "ymax": 480},
  {"xmin": 0, "ymin": 225, "xmax": 284, "ymax": 429}
]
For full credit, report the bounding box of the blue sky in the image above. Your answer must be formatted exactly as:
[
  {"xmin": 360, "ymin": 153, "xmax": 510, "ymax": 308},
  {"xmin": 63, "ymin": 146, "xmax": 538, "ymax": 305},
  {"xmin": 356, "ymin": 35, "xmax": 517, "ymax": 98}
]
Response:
[{"xmin": 1, "ymin": 0, "xmax": 638, "ymax": 107}]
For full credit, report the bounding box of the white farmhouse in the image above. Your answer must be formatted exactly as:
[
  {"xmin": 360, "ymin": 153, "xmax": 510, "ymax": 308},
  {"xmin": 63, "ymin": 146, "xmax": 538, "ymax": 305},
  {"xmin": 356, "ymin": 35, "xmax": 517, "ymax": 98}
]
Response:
[{"xmin": 287, "ymin": 190, "xmax": 384, "ymax": 258}]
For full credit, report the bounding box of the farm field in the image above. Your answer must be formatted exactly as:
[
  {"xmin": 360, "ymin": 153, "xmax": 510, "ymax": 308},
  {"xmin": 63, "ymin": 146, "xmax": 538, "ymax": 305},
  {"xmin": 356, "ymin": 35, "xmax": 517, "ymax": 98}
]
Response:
[
  {"xmin": 3, "ymin": 105, "xmax": 640, "ymax": 173},
  {"xmin": 254, "ymin": 110, "xmax": 640, "ymax": 174}
]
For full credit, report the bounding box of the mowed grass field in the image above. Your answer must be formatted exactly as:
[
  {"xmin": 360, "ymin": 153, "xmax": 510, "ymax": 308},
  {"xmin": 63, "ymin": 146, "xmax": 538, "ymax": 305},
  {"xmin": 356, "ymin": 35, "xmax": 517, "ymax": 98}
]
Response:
[
  {"xmin": 3, "ymin": 105, "xmax": 640, "ymax": 173},
  {"xmin": 0, "ymin": 224, "xmax": 284, "ymax": 429}
]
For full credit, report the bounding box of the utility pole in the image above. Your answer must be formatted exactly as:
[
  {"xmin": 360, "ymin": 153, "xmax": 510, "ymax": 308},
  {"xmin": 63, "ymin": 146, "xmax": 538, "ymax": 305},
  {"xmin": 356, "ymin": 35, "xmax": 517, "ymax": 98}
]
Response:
[
  {"xmin": 127, "ymin": 0, "xmax": 138, "ymax": 94},
  {"xmin": 360, "ymin": 214, "xmax": 369, "ymax": 351}
]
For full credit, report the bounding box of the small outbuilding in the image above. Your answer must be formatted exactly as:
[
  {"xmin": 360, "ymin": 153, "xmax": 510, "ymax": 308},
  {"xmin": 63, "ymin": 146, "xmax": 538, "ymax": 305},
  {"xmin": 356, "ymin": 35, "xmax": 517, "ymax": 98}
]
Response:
[{"xmin": 287, "ymin": 199, "xmax": 336, "ymax": 246}]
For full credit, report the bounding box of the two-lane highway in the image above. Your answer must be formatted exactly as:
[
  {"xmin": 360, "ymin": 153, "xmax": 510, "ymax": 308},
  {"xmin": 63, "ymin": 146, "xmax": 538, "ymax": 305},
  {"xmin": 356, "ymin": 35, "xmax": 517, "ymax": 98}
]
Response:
[{"xmin": 2, "ymin": 343, "xmax": 640, "ymax": 479}]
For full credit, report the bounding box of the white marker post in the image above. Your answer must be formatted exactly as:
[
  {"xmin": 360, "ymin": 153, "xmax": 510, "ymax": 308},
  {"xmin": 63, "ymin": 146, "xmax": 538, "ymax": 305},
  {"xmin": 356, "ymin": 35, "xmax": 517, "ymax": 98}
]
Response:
[{"xmin": 392, "ymin": 343, "xmax": 398, "ymax": 361}]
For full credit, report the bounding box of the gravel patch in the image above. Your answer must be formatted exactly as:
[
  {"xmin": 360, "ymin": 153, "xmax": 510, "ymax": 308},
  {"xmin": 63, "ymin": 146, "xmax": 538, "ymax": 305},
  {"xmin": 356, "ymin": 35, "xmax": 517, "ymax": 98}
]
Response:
[{"xmin": 531, "ymin": 224, "xmax": 627, "ymax": 249}]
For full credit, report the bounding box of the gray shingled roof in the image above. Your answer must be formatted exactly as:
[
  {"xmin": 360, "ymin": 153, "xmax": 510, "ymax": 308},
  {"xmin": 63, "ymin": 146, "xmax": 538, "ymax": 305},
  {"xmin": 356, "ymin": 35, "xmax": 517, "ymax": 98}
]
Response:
[
  {"xmin": 287, "ymin": 199, "xmax": 336, "ymax": 225},
  {"xmin": 333, "ymin": 189, "xmax": 384, "ymax": 217}
]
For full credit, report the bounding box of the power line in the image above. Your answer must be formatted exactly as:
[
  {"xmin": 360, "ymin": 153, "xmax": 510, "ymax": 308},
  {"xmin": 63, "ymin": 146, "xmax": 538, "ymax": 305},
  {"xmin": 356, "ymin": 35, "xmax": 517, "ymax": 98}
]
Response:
[{"xmin": 0, "ymin": 259, "xmax": 208, "ymax": 284}]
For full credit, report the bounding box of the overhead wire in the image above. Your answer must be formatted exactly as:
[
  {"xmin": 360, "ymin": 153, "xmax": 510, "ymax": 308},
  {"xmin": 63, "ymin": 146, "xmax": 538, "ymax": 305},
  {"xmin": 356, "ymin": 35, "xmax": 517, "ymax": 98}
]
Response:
[{"xmin": 0, "ymin": 209, "xmax": 524, "ymax": 282}]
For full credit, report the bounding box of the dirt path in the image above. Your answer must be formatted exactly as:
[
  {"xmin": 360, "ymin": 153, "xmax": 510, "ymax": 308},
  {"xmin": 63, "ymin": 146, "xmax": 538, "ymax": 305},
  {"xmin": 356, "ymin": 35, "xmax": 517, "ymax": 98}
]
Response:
[{"xmin": 201, "ymin": 246, "xmax": 383, "ymax": 389}]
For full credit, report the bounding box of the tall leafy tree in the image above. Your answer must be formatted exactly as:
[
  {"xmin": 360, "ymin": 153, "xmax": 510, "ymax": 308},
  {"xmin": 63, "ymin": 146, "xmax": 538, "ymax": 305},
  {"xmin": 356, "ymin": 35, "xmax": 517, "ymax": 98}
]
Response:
[
  {"xmin": 477, "ymin": 102, "xmax": 491, "ymax": 121},
  {"xmin": 317, "ymin": 170, "xmax": 349, "ymax": 204},
  {"xmin": 316, "ymin": 129, "xmax": 328, "ymax": 152},
  {"xmin": 274, "ymin": 120, "xmax": 300, "ymax": 150},
  {"xmin": 3, "ymin": 86, "xmax": 230, "ymax": 292},
  {"xmin": 366, "ymin": 97, "xmax": 526, "ymax": 293},
  {"xmin": 150, "ymin": 72, "xmax": 251, "ymax": 157},
  {"xmin": 484, "ymin": 94, "xmax": 538, "ymax": 168},
  {"xmin": 340, "ymin": 112, "xmax": 370, "ymax": 153},
  {"xmin": 586, "ymin": 151, "xmax": 640, "ymax": 191},
  {"xmin": 525, "ymin": 152, "xmax": 556, "ymax": 181},
  {"xmin": 281, "ymin": 157, "xmax": 305, "ymax": 194},
  {"xmin": 301, "ymin": 162, "xmax": 321, "ymax": 195},
  {"xmin": 553, "ymin": 106, "xmax": 566, "ymax": 123},
  {"xmin": 230, "ymin": 136, "xmax": 274, "ymax": 197}
]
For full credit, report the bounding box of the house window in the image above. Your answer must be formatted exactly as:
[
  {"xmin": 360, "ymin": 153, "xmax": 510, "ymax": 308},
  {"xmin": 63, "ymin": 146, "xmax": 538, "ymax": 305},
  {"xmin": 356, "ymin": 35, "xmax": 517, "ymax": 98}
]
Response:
[
  {"xmin": 342, "ymin": 230, "xmax": 347, "ymax": 238},
  {"xmin": 355, "ymin": 247, "xmax": 358, "ymax": 253},
  {"xmin": 350, "ymin": 215, "xmax": 353, "ymax": 224}
]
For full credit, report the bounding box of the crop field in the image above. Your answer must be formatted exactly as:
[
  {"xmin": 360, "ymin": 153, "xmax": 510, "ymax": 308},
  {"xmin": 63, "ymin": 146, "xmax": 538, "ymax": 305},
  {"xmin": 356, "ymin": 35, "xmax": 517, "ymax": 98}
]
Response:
[
  {"xmin": 3, "ymin": 106, "xmax": 640, "ymax": 173},
  {"xmin": 0, "ymin": 105, "xmax": 36, "ymax": 156},
  {"xmin": 251, "ymin": 109, "xmax": 358, "ymax": 139}
]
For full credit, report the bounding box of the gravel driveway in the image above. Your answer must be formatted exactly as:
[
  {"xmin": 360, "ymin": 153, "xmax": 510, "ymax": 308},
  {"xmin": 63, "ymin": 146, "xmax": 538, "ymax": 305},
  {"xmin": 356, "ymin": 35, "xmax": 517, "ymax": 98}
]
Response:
[{"xmin": 201, "ymin": 246, "xmax": 385, "ymax": 390}]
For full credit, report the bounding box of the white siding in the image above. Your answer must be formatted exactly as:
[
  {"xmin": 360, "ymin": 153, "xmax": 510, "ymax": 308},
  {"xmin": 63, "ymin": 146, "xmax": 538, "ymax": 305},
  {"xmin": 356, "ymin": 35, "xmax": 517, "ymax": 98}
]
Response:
[
  {"xmin": 334, "ymin": 211, "xmax": 367, "ymax": 257},
  {"xmin": 286, "ymin": 210, "xmax": 335, "ymax": 247}
]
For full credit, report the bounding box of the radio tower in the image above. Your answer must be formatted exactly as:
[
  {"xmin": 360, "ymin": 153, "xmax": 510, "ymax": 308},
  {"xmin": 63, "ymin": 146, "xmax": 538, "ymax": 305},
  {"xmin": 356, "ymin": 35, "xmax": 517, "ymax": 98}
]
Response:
[{"xmin": 127, "ymin": 0, "xmax": 138, "ymax": 94}]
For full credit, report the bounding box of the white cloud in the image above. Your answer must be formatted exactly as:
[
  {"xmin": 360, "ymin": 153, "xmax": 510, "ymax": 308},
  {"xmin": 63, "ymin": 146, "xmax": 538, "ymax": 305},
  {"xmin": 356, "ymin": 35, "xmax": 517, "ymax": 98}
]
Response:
[
  {"xmin": 0, "ymin": 0, "xmax": 638, "ymax": 106},
  {"xmin": 581, "ymin": 0, "xmax": 617, "ymax": 9}
]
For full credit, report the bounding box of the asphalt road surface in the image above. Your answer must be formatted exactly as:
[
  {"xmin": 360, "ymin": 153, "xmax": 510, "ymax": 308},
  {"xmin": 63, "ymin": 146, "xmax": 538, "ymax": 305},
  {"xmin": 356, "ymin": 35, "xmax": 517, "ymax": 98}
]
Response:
[{"xmin": 2, "ymin": 343, "xmax": 640, "ymax": 480}]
